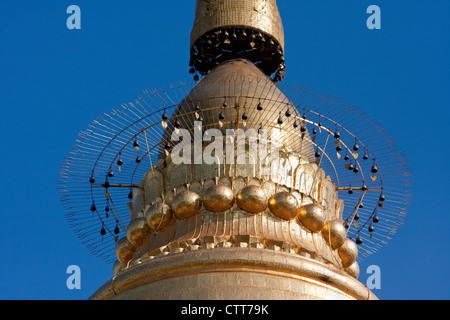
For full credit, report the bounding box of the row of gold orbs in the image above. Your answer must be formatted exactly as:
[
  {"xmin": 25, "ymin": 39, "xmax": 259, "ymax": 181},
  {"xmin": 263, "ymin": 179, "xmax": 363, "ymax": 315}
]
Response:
[
  {"xmin": 298, "ymin": 204, "xmax": 359, "ymax": 277},
  {"xmin": 114, "ymin": 185, "xmax": 233, "ymax": 266},
  {"xmin": 115, "ymin": 184, "xmax": 358, "ymax": 277},
  {"xmin": 236, "ymin": 185, "xmax": 359, "ymax": 277},
  {"xmin": 115, "ymin": 202, "xmax": 174, "ymax": 265}
]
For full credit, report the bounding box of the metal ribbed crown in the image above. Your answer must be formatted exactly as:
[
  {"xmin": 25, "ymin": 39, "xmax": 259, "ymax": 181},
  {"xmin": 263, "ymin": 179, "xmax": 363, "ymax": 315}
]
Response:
[
  {"xmin": 189, "ymin": 0, "xmax": 286, "ymax": 78},
  {"xmin": 191, "ymin": 0, "xmax": 284, "ymax": 50}
]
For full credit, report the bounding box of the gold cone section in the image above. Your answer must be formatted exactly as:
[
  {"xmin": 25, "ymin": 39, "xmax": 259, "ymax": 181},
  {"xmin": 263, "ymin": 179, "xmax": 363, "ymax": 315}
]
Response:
[{"xmin": 191, "ymin": 0, "xmax": 285, "ymax": 50}]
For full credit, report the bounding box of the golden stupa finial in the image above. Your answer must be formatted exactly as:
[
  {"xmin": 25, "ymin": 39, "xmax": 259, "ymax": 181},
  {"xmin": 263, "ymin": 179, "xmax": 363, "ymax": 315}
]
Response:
[
  {"xmin": 189, "ymin": 0, "xmax": 286, "ymax": 80},
  {"xmin": 59, "ymin": 0, "xmax": 410, "ymax": 301}
]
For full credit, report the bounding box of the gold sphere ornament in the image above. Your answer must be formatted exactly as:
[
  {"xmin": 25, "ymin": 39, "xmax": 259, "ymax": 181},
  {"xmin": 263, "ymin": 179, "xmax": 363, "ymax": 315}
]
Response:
[
  {"xmin": 236, "ymin": 185, "xmax": 268, "ymax": 214},
  {"xmin": 203, "ymin": 184, "xmax": 235, "ymax": 212},
  {"xmin": 345, "ymin": 261, "xmax": 360, "ymax": 279},
  {"xmin": 297, "ymin": 203, "xmax": 326, "ymax": 232},
  {"xmin": 171, "ymin": 190, "xmax": 202, "ymax": 220},
  {"xmin": 113, "ymin": 260, "xmax": 124, "ymax": 276},
  {"xmin": 115, "ymin": 237, "xmax": 136, "ymax": 264},
  {"xmin": 145, "ymin": 203, "xmax": 173, "ymax": 232},
  {"xmin": 268, "ymin": 192, "xmax": 299, "ymax": 220},
  {"xmin": 338, "ymin": 238, "xmax": 359, "ymax": 268},
  {"xmin": 321, "ymin": 219, "xmax": 347, "ymax": 249},
  {"xmin": 126, "ymin": 217, "xmax": 151, "ymax": 247}
]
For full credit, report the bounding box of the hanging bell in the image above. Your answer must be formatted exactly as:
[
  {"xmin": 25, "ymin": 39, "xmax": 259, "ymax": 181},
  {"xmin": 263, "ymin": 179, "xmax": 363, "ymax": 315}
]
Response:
[
  {"xmin": 100, "ymin": 226, "xmax": 106, "ymax": 236},
  {"xmin": 257, "ymin": 102, "xmax": 263, "ymax": 111},
  {"xmin": 356, "ymin": 236, "xmax": 363, "ymax": 245},
  {"xmin": 114, "ymin": 222, "xmax": 120, "ymax": 235},
  {"xmin": 219, "ymin": 112, "xmax": 225, "ymax": 120},
  {"xmin": 241, "ymin": 112, "xmax": 248, "ymax": 121},
  {"xmin": 293, "ymin": 120, "xmax": 299, "ymax": 128},
  {"xmin": 277, "ymin": 114, "xmax": 283, "ymax": 125},
  {"xmin": 373, "ymin": 215, "xmax": 380, "ymax": 223},
  {"xmin": 128, "ymin": 191, "xmax": 133, "ymax": 200},
  {"xmin": 285, "ymin": 109, "xmax": 292, "ymax": 117},
  {"xmin": 315, "ymin": 149, "xmax": 321, "ymax": 158},
  {"xmin": 368, "ymin": 224, "xmax": 374, "ymax": 233},
  {"xmin": 117, "ymin": 159, "xmax": 123, "ymax": 167},
  {"xmin": 334, "ymin": 130, "xmax": 340, "ymax": 139},
  {"xmin": 174, "ymin": 120, "xmax": 181, "ymax": 129},
  {"xmin": 379, "ymin": 194, "xmax": 386, "ymax": 202},
  {"xmin": 353, "ymin": 143, "xmax": 359, "ymax": 151},
  {"xmin": 90, "ymin": 176, "xmax": 96, "ymax": 184},
  {"xmin": 371, "ymin": 164, "xmax": 378, "ymax": 174},
  {"xmin": 312, "ymin": 128, "xmax": 317, "ymax": 135},
  {"xmin": 90, "ymin": 204, "xmax": 97, "ymax": 212},
  {"xmin": 133, "ymin": 139, "xmax": 140, "ymax": 151},
  {"xmin": 363, "ymin": 153, "xmax": 369, "ymax": 160},
  {"xmin": 354, "ymin": 213, "xmax": 360, "ymax": 220},
  {"xmin": 258, "ymin": 125, "xmax": 264, "ymax": 135},
  {"xmin": 108, "ymin": 170, "xmax": 114, "ymax": 178}
]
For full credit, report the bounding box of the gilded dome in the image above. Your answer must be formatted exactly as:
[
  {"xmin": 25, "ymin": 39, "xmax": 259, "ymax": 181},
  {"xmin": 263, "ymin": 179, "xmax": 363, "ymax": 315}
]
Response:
[{"xmin": 159, "ymin": 59, "xmax": 315, "ymax": 164}]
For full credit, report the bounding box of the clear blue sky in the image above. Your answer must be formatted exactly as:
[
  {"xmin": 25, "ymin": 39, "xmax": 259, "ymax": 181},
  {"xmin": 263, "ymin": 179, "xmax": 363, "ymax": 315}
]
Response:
[{"xmin": 0, "ymin": 0, "xmax": 448, "ymax": 300}]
